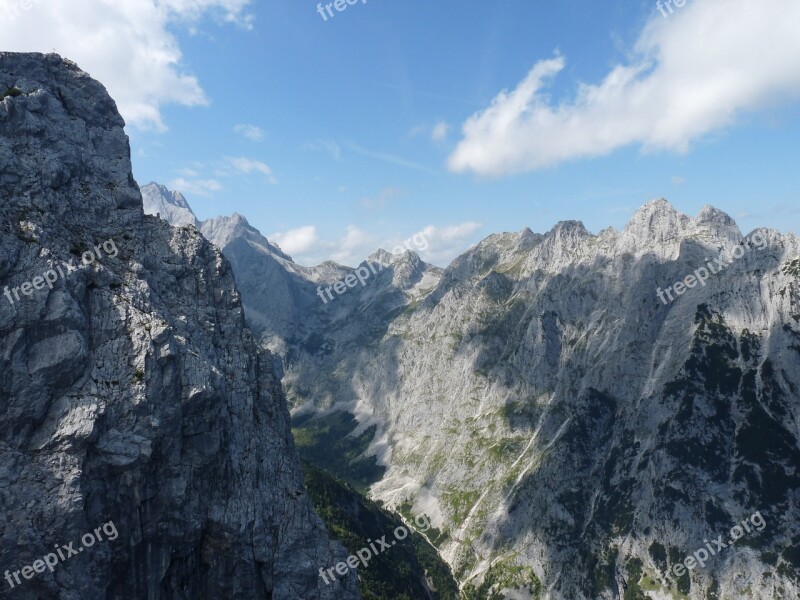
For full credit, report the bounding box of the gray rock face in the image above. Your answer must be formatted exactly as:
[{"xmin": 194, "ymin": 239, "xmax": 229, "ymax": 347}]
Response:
[
  {"xmin": 0, "ymin": 53, "xmax": 357, "ymax": 600},
  {"xmin": 141, "ymin": 183, "xmax": 200, "ymax": 229}
]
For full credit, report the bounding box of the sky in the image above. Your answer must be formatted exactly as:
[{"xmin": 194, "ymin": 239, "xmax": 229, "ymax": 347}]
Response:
[{"xmin": 2, "ymin": 0, "xmax": 800, "ymax": 267}]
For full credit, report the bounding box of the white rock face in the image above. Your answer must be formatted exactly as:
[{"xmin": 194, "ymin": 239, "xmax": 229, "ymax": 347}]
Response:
[
  {"xmin": 0, "ymin": 53, "xmax": 357, "ymax": 600},
  {"xmin": 178, "ymin": 190, "xmax": 800, "ymax": 598},
  {"xmin": 141, "ymin": 182, "xmax": 200, "ymax": 228}
]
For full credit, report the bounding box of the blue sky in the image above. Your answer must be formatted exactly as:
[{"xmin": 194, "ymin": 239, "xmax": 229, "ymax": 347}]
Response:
[{"xmin": 4, "ymin": 0, "xmax": 800, "ymax": 266}]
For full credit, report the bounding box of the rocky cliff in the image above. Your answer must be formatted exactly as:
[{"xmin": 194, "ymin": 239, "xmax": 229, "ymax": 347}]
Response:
[
  {"xmin": 151, "ymin": 185, "xmax": 800, "ymax": 599},
  {"xmin": 305, "ymin": 200, "xmax": 799, "ymax": 600},
  {"xmin": 0, "ymin": 53, "xmax": 358, "ymax": 599}
]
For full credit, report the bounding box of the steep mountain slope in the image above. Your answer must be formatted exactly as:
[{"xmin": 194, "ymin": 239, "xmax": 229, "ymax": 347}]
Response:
[
  {"xmin": 289, "ymin": 201, "xmax": 800, "ymax": 600},
  {"xmin": 0, "ymin": 53, "xmax": 357, "ymax": 599},
  {"xmin": 301, "ymin": 461, "xmax": 460, "ymax": 600},
  {"xmin": 200, "ymin": 212, "xmax": 329, "ymax": 346},
  {"xmin": 138, "ymin": 186, "xmax": 800, "ymax": 595}
]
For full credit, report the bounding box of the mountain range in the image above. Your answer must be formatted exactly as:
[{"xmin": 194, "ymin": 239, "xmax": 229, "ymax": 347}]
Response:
[
  {"xmin": 143, "ymin": 182, "xmax": 800, "ymax": 599},
  {"xmin": 1, "ymin": 50, "xmax": 797, "ymax": 600}
]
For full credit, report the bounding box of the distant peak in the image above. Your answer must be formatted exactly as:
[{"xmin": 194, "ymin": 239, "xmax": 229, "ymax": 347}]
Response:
[
  {"xmin": 625, "ymin": 198, "xmax": 686, "ymax": 229},
  {"xmin": 691, "ymin": 204, "xmax": 742, "ymax": 242},
  {"xmin": 229, "ymin": 213, "xmax": 250, "ymax": 226},
  {"xmin": 616, "ymin": 198, "xmax": 690, "ymax": 255},
  {"xmin": 368, "ymin": 249, "xmax": 394, "ymax": 265},
  {"xmin": 694, "ymin": 205, "xmax": 736, "ymax": 226},
  {"xmin": 141, "ymin": 182, "xmax": 199, "ymax": 228},
  {"xmin": 553, "ymin": 220, "xmax": 589, "ymax": 235},
  {"xmin": 632, "ymin": 197, "xmax": 678, "ymax": 217}
]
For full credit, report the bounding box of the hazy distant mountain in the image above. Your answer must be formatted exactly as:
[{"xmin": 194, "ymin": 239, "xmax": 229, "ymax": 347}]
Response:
[
  {"xmin": 140, "ymin": 182, "xmax": 200, "ymax": 228},
  {"xmin": 146, "ymin": 186, "xmax": 800, "ymax": 599},
  {"xmin": 141, "ymin": 187, "xmax": 443, "ymax": 354}
]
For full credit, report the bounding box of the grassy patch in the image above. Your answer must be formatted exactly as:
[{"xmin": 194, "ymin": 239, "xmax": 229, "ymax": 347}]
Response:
[
  {"xmin": 292, "ymin": 410, "xmax": 385, "ymax": 492},
  {"xmin": 462, "ymin": 558, "xmax": 542, "ymax": 599}
]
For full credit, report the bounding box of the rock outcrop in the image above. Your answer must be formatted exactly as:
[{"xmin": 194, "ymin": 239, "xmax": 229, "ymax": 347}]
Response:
[{"xmin": 0, "ymin": 53, "xmax": 358, "ymax": 599}]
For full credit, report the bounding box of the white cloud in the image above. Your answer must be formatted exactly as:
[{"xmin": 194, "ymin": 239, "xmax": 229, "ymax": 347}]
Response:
[
  {"xmin": 361, "ymin": 187, "xmax": 402, "ymax": 210},
  {"xmin": 168, "ymin": 177, "xmax": 222, "ymax": 196},
  {"xmin": 277, "ymin": 225, "xmax": 377, "ymax": 267},
  {"xmin": 330, "ymin": 226, "xmax": 378, "ymax": 265},
  {"xmin": 408, "ymin": 122, "xmax": 450, "ymax": 142},
  {"xmin": 407, "ymin": 125, "xmax": 427, "ymax": 139},
  {"xmin": 431, "ymin": 121, "xmax": 450, "ymax": 141},
  {"xmin": 303, "ymin": 140, "xmax": 342, "ymax": 160},
  {"xmin": 375, "ymin": 222, "xmax": 483, "ymax": 267},
  {"xmin": 233, "ymin": 124, "xmax": 264, "ymax": 141},
  {"xmin": 448, "ymin": 0, "xmax": 800, "ymax": 176},
  {"xmin": 270, "ymin": 226, "xmax": 319, "ymax": 256},
  {"xmin": 672, "ymin": 175, "xmax": 686, "ymax": 185},
  {"xmin": 275, "ymin": 221, "xmax": 483, "ymax": 268},
  {"xmin": 226, "ymin": 157, "xmax": 277, "ymax": 184},
  {"xmin": 0, "ymin": 0, "xmax": 254, "ymax": 131},
  {"xmin": 415, "ymin": 222, "xmax": 483, "ymax": 266},
  {"xmin": 422, "ymin": 222, "xmax": 483, "ymax": 242}
]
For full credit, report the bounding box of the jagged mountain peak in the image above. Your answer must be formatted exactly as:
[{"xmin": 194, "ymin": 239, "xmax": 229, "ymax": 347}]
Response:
[
  {"xmin": 367, "ymin": 248, "xmax": 395, "ymax": 265},
  {"xmin": 366, "ymin": 248, "xmax": 429, "ymax": 268},
  {"xmin": 692, "ymin": 204, "xmax": 742, "ymax": 241},
  {"xmin": 551, "ymin": 219, "xmax": 590, "ymax": 235},
  {"xmin": 518, "ymin": 226, "xmax": 540, "ymax": 244},
  {"xmin": 141, "ymin": 181, "xmax": 199, "ymax": 228},
  {"xmin": 200, "ymin": 214, "xmax": 294, "ymax": 262},
  {"xmin": 143, "ymin": 182, "xmax": 192, "ymax": 209},
  {"xmin": 547, "ymin": 219, "xmax": 593, "ymax": 251},
  {"xmin": 140, "ymin": 183, "xmax": 299, "ymax": 262},
  {"xmin": 624, "ymin": 197, "xmax": 687, "ymax": 231},
  {"xmin": 616, "ymin": 197, "xmax": 691, "ymax": 257},
  {"xmin": 694, "ymin": 204, "xmax": 735, "ymax": 225}
]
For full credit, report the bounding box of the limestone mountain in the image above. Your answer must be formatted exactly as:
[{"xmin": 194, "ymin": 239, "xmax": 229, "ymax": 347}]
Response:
[
  {"xmin": 149, "ymin": 185, "xmax": 800, "ymax": 599},
  {"xmin": 0, "ymin": 53, "xmax": 358, "ymax": 600}
]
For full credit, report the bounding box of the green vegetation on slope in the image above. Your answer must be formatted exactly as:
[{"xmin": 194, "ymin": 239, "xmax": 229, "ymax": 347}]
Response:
[
  {"xmin": 293, "ymin": 410, "xmax": 386, "ymax": 492},
  {"xmin": 461, "ymin": 557, "xmax": 542, "ymax": 600},
  {"xmin": 301, "ymin": 461, "xmax": 460, "ymax": 600}
]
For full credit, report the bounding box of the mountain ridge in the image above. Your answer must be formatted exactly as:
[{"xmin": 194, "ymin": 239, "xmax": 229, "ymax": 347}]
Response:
[{"xmin": 142, "ymin": 182, "xmax": 800, "ymax": 598}]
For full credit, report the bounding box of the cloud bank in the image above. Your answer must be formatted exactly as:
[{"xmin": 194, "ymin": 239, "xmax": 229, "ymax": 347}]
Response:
[
  {"xmin": 448, "ymin": 0, "xmax": 800, "ymax": 176},
  {"xmin": 0, "ymin": 0, "xmax": 254, "ymax": 131},
  {"xmin": 271, "ymin": 222, "xmax": 482, "ymax": 268}
]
